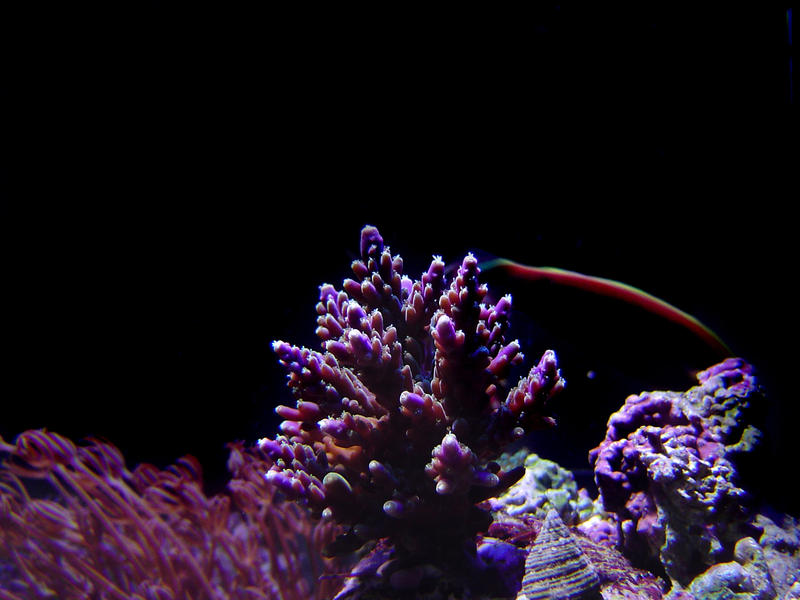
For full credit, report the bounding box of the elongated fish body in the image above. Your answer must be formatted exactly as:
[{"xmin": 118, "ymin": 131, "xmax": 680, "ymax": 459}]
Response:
[{"xmin": 517, "ymin": 509, "xmax": 600, "ymax": 600}]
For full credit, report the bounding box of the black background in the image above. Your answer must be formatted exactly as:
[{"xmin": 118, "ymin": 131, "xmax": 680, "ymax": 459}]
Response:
[{"xmin": 3, "ymin": 7, "xmax": 795, "ymax": 511}]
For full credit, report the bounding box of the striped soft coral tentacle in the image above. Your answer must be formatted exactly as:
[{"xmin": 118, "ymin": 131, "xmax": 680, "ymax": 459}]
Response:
[
  {"xmin": 32, "ymin": 533, "xmax": 132, "ymax": 600},
  {"xmin": 2, "ymin": 430, "xmax": 343, "ymax": 600},
  {"xmin": 52, "ymin": 464, "xmax": 159, "ymax": 585},
  {"xmin": 68, "ymin": 462, "xmax": 220, "ymax": 599},
  {"xmin": 9, "ymin": 546, "xmax": 57, "ymax": 599},
  {"xmin": 263, "ymin": 504, "xmax": 307, "ymax": 600}
]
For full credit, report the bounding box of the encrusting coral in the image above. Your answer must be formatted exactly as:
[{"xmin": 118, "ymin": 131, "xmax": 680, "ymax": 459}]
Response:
[
  {"xmin": 260, "ymin": 225, "xmax": 565, "ymax": 581},
  {"xmin": 583, "ymin": 358, "xmax": 800, "ymax": 600},
  {"xmin": 588, "ymin": 358, "xmax": 763, "ymax": 584},
  {"xmin": 490, "ymin": 449, "xmax": 597, "ymax": 526}
]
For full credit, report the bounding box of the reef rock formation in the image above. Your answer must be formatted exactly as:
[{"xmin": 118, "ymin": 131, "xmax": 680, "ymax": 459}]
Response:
[
  {"xmin": 491, "ymin": 449, "xmax": 597, "ymax": 526},
  {"xmin": 666, "ymin": 513, "xmax": 800, "ymax": 600},
  {"xmin": 682, "ymin": 536, "xmax": 775, "ymax": 600},
  {"xmin": 753, "ymin": 513, "xmax": 800, "ymax": 599},
  {"xmin": 589, "ymin": 358, "xmax": 764, "ymax": 584}
]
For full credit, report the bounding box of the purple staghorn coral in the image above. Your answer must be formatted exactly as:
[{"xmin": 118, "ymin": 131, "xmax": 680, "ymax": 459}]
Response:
[
  {"xmin": 588, "ymin": 358, "xmax": 763, "ymax": 587},
  {"xmin": 260, "ymin": 225, "xmax": 565, "ymax": 568}
]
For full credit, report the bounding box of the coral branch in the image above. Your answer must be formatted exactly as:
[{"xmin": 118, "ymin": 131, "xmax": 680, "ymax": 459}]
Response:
[{"xmin": 260, "ymin": 225, "xmax": 565, "ymax": 571}]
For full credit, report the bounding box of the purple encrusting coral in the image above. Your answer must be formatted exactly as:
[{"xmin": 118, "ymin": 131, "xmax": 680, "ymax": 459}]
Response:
[
  {"xmin": 259, "ymin": 225, "xmax": 565, "ymax": 568},
  {"xmin": 588, "ymin": 358, "xmax": 764, "ymax": 586}
]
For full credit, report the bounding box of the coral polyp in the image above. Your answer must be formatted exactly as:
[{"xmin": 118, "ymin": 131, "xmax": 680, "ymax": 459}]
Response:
[{"xmin": 259, "ymin": 225, "xmax": 565, "ymax": 562}]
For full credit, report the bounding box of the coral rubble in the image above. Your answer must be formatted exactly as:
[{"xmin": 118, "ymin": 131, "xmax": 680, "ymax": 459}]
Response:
[{"xmin": 260, "ymin": 225, "xmax": 565, "ymax": 578}]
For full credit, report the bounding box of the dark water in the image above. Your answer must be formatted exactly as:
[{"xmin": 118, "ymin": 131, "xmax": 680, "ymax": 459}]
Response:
[
  {"xmin": 3, "ymin": 7, "xmax": 792, "ymax": 515},
  {"xmin": 3, "ymin": 210, "xmax": 794, "ymax": 516}
]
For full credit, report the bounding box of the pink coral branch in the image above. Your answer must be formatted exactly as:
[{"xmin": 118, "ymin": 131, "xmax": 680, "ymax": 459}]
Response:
[{"xmin": 260, "ymin": 225, "xmax": 566, "ymax": 574}]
